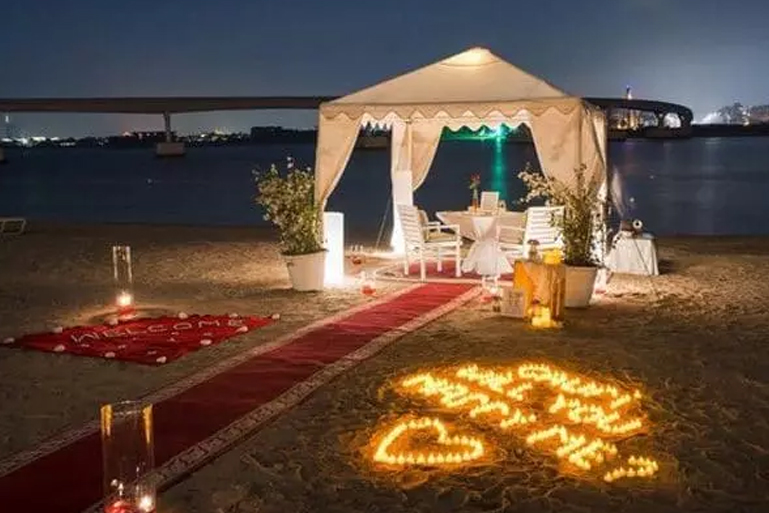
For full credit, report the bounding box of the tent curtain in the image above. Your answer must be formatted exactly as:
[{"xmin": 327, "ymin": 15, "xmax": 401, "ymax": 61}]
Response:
[
  {"xmin": 389, "ymin": 121, "xmax": 413, "ymax": 251},
  {"xmin": 315, "ymin": 102, "xmax": 606, "ymax": 208},
  {"xmin": 528, "ymin": 106, "xmax": 582, "ymax": 188},
  {"xmin": 314, "ymin": 113, "xmax": 361, "ymax": 207},
  {"xmin": 410, "ymin": 122, "xmax": 444, "ymax": 190},
  {"xmin": 528, "ymin": 105, "xmax": 606, "ymax": 190}
]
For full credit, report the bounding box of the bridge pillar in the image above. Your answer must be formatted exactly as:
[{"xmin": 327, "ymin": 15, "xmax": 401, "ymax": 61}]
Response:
[
  {"xmin": 0, "ymin": 147, "xmax": 5, "ymax": 164},
  {"xmin": 155, "ymin": 111, "xmax": 185, "ymax": 158},
  {"xmin": 656, "ymin": 112, "xmax": 667, "ymax": 127}
]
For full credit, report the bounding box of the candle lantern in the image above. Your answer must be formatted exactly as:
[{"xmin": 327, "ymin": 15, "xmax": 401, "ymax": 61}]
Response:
[
  {"xmin": 112, "ymin": 246, "xmax": 134, "ymax": 313},
  {"xmin": 527, "ymin": 240, "xmax": 541, "ymax": 262},
  {"xmin": 480, "ymin": 276, "xmax": 500, "ymax": 304},
  {"xmin": 530, "ymin": 301, "xmax": 556, "ymax": 328},
  {"xmin": 359, "ymin": 271, "xmax": 376, "ymax": 296},
  {"xmin": 101, "ymin": 401, "xmax": 155, "ymax": 513},
  {"xmin": 542, "ymin": 254, "xmax": 566, "ymax": 323},
  {"xmin": 520, "ymin": 252, "xmax": 565, "ymax": 328},
  {"xmin": 350, "ymin": 245, "xmax": 364, "ymax": 266}
]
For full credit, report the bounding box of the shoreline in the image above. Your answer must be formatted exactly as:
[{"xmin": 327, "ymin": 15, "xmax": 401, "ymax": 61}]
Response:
[
  {"xmin": 3, "ymin": 124, "xmax": 769, "ymax": 154},
  {"xmin": 8, "ymin": 219, "xmax": 769, "ymax": 237}
]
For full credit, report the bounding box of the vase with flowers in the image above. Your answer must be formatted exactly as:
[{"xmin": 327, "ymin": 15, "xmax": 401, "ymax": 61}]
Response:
[{"xmin": 469, "ymin": 173, "xmax": 481, "ymax": 211}]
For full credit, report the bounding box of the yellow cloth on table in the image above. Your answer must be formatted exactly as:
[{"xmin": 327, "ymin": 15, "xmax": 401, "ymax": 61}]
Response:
[
  {"xmin": 514, "ymin": 260, "xmax": 565, "ymax": 321},
  {"xmin": 513, "ymin": 261, "xmax": 535, "ymax": 316}
]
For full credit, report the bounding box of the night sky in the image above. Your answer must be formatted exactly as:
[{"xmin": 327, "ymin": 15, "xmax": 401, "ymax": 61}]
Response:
[{"xmin": 2, "ymin": 0, "xmax": 767, "ymax": 137}]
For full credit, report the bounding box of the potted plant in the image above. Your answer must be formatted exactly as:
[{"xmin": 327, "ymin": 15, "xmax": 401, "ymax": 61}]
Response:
[
  {"xmin": 519, "ymin": 162, "xmax": 603, "ymax": 307},
  {"xmin": 255, "ymin": 157, "xmax": 326, "ymax": 291}
]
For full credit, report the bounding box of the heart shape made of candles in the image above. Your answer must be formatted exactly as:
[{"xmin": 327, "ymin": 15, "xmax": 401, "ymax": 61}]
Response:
[{"xmin": 373, "ymin": 417, "xmax": 485, "ymax": 466}]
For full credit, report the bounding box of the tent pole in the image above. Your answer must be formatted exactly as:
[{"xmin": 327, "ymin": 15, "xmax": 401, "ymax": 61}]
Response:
[
  {"xmin": 406, "ymin": 119, "xmax": 413, "ymax": 168},
  {"xmin": 577, "ymin": 106, "xmax": 583, "ymax": 171}
]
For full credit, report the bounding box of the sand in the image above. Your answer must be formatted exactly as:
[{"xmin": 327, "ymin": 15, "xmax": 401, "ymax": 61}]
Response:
[
  {"xmin": 2, "ymin": 227, "xmax": 769, "ymax": 512},
  {"xmin": 0, "ymin": 223, "xmax": 403, "ymax": 460},
  {"xmin": 158, "ymin": 237, "xmax": 769, "ymax": 512}
]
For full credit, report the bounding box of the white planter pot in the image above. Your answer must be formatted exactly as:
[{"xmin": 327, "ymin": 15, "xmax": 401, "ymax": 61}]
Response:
[
  {"xmin": 284, "ymin": 251, "xmax": 326, "ymax": 291},
  {"xmin": 564, "ymin": 265, "xmax": 598, "ymax": 308}
]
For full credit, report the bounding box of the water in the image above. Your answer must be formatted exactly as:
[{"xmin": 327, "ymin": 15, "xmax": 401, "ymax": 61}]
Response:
[{"xmin": 1, "ymin": 138, "xmax": 768, "ymax": 237}]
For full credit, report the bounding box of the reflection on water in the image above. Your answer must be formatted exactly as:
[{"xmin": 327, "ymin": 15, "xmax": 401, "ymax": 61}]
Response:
[
  {"xmin": 610, "ymin": 137, "xmax": 769, "ymax": 235},
  {"xmin": 1, "ymin": 137, "xmax": 768, "ymax": 236},
  {"xmin": 490, "ymin": 138, "xmax": 508, "ymax": 203}
]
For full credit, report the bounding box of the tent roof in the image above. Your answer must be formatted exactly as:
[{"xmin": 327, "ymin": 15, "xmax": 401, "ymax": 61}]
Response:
[{"xmin": 329, "ymin": 47, "xmax": 572, "ymax": 106}]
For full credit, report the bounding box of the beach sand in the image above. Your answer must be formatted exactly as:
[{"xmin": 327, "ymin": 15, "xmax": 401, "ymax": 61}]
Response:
[
  {"xmin": 0, "ymin": 223, "xmax": 403, "ymax": 460},
  {"xmin": 161, "ymin": 237, "xmax": 769, "ymax": 512},
  {"xmin": 2, "ymin": 227, "xmax": 769, "ymax": 512}
]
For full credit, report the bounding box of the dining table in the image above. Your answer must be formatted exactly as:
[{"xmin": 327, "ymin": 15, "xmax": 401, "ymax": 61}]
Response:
[{"xmin": 436, "ymin": 210, "xmax": 524, "ymax": 276}]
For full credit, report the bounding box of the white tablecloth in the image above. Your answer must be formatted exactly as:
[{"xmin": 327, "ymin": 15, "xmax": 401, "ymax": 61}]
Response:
[
  {"xmin": 436, "ymin": 211, "xmax": 525, "ymax": 240},
  {"xmin": 606, "ymin": 233, "xmax": 659, "ymax": 276},
  {"xmin": 437, "ymin": 211, "xmax": 514, "ymax": 276}
]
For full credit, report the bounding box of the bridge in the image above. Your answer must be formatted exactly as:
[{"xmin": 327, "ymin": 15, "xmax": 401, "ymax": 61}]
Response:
[
  {"xmin": 0, "ymin": 95, "xmax": 693, "ymax": 159},
  {"xmin": 0, "ymin": 96, "xmax": 337, "ymax": 158},
  {"xmin": 584, "ymin": 97, "xmax": 694, "ymax": 128}
]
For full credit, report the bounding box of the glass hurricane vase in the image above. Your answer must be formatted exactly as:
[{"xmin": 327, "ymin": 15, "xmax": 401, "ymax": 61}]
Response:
[{"xmin": 101, "ymin": 401, "xmax": 155, "ymax": 513}]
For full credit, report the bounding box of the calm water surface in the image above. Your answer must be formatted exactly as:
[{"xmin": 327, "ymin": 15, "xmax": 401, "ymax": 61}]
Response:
[{"xmin": 1, "ymin": 138, "xmax": 768, "ymax": 237}]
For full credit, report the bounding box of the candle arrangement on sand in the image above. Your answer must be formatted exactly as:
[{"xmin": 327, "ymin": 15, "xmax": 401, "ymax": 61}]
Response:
[{"xmin": 369, "ymin": 362, "xmax": 659, "ymax": 484}]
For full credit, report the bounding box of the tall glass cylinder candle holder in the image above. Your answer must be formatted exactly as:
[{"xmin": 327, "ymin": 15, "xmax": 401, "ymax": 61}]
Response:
[
  {"xmin": 101, "ymin": 401, "xmax": 155, "ymax": 513},
  {"xmin": 112, "ymin": 245, "xmax": 134, "ymax": 311}
]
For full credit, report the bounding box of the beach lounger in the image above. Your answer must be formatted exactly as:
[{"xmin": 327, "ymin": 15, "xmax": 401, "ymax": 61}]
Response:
[{"xmin": 0, "ymin": 217, "xmax": 26, "ymax": 235}]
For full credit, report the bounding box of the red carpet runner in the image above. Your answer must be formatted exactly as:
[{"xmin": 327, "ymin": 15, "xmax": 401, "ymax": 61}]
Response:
[{"xmin": 0, "ymin": 282, "xmax": 475, "ymax": 513}]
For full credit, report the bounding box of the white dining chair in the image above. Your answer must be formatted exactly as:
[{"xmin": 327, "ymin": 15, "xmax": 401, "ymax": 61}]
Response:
[
  {"xmin": 499, "ymin": 206, "xmax": 564, "ymax": 258},
  {"xmin": 397, "ymin": 204, "xmax": 462, "ymax": 281}
]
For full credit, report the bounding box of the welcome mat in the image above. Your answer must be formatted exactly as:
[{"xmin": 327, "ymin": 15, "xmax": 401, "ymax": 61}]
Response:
[
  {"xmin": 0, "ymin": 283, "xmax": 477, "ymax": 513},
  {"xmin": 1, "ymin": 314, "xmax": 275, "ymax": 365}
]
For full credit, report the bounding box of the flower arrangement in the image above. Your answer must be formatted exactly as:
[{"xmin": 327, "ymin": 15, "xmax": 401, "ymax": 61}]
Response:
[
  {"xmin": 468, "ymin": 173, "xmax": 481, "ymax": 191},
  {"xmin": 468, "ymin": 173, "xmax": 482, "ymax": 209},
  {"xmin": 518, "ymin": 162, "xmax": 603, "ymax": 267},
  {"xmin": 255, "ymin": 157, "xmax": 323, "ymax": 256}
]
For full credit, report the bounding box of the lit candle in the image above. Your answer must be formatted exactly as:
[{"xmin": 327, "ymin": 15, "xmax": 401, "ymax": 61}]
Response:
[
  {"xmin": 138, "ymin": 495, "xmax": 154, "ymax": 512},
  {"xmin": 116, "ymin": 290, "xmax": 133, "ymax": 309}
]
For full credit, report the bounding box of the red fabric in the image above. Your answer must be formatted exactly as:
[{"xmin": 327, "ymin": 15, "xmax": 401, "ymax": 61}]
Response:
[
  {"xmin": 0, "ymin": 283, "xmax": 473, "ymax": 513},
  {"xmin": 9, "ymin": 314, "xmax": 273, "ymax": 365}
]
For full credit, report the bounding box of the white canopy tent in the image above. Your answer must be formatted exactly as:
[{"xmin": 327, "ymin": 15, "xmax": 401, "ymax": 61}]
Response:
[{"xmin": 314, "ymin": 47, "xmax": 607, "ymax": 252}]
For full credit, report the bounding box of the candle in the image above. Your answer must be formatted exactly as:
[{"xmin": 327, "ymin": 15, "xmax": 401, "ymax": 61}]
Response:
[
  {"xmin": 543, "ymin": 250, "xmax": 563, "ymax": 265},
  {"xmin": 116, "ymin": 291, "xmax": 133, "ymax": 309}
]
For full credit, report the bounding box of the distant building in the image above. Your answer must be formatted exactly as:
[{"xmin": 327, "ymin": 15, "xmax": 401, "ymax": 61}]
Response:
[
  {"xmin": 717, "ymin": 103, "xmax": 750, "ymax": 125},
  {"xmin": 748, "ymin": 105, "xmax": 769, "ymax": 124}
]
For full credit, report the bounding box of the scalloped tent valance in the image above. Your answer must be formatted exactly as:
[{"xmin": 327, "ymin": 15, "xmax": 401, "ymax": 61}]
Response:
[{"xmin": 313, "ymin": 47, "xmax": 607, "ymax": 251}]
